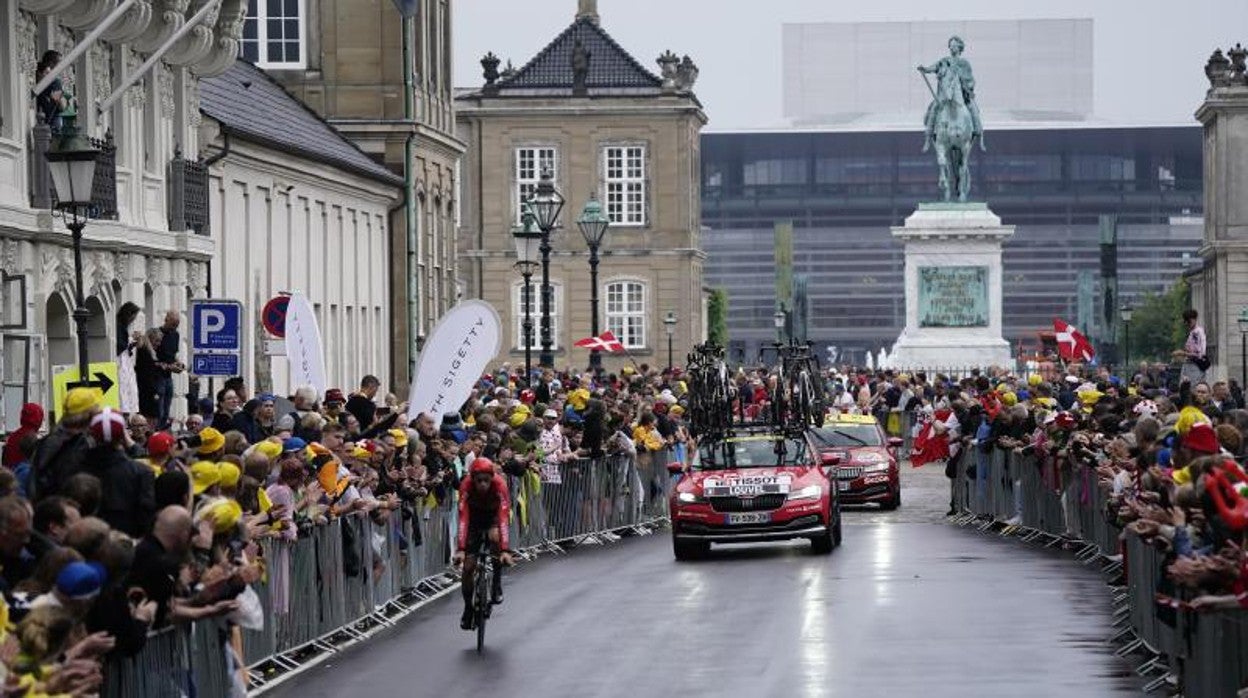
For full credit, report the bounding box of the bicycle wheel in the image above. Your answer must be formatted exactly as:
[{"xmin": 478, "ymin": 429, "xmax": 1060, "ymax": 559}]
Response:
[{"xmin": 474, "ymin": 558, "xmax": 490, "ymax": 653}]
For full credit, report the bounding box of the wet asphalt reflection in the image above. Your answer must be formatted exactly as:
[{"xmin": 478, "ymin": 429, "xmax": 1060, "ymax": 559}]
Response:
[{"xmin": 269, "ymin": 466, "xmax": 1142, "ymax": 698}]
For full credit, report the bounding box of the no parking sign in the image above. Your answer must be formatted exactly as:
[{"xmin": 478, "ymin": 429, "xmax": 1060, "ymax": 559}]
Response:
[{"xmin": 262, "ymin": 296, "xmax": 290, "ymax": 338}]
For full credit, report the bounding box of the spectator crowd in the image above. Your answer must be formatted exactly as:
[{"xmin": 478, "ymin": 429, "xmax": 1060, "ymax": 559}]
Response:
[{"xmin": 0, "ymin": 361, "xmax": 697, "ymax": 695}]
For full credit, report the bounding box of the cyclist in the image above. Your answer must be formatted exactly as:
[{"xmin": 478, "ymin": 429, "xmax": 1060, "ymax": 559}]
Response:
[{"xmin": 453, "ymin": 457, "xmax": 514, "ymax": 630}]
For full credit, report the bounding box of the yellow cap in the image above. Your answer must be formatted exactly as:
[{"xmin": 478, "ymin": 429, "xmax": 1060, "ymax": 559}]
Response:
[
  {"xmin": 1172, "ymin": 466, "xmax": 1192, "ymax": 486},
  {"xmin": 1176, "ymin": 406, "xmax": 1211, "ymax": 436},
  {"xmin": 568, "ymin": 388, "xmax": 591, "ymax": 411},
  {"xmin": 254, "ymin": 440, "xmax": 282, "ymax": 460},
  {"xmin": 1000, "ymin": 392, "xmax": 1018, "ymax": 407},
  {"xmin": 63, "ymin": 387, "xmax": 101, "ymax": 417},
  {"xmin": 197, "ymin": 427, "xmax": 225, "ymax": 455},
  {"xmin": 1028, "ymin": 373, "xmax": 1043, "ymax": 387},
  {"xmin": 199, "ymin": 498, "xmax": 243, "ymax": 534},
  {"xmin": 190, "ymin": 461, "xmax": 221, "ymax": 495},
  {"xmin": 217, "ymin": 462, "xmax": 241, "ymax": 488},
  {"xmin": 387, "ymin": 428, "xmax": 409, "ymax": 448}
]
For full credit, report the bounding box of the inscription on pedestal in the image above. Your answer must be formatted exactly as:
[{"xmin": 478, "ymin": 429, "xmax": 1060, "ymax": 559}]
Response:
[{"xmin": 918, "ymin": 266, "xmax": 987, "ymax": 328}]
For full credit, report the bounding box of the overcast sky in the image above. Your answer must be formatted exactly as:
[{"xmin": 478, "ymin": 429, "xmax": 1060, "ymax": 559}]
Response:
[{"xmin": 453, "ymin": 0, "xmax": 1248, "ymax": 131}]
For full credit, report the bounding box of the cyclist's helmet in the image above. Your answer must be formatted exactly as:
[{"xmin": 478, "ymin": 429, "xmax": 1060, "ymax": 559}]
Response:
[{"xmin": 469, "ymin": 457, "xmax": 495, "ymax": 476}]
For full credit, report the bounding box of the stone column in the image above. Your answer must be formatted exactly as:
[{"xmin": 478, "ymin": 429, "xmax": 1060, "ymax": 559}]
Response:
[{"xmin": 1194, "ymin": 46, "xmax": 1248, "ymax": 383}]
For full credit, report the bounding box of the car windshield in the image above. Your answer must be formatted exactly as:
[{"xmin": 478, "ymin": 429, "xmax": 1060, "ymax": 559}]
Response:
[
  {"xmin": 811, "ymin": 424, "xmax": 883, "ymax": 448},
  {"xmin": 694, "ymin": 438, "xmax": 809, "ymax": 470}
]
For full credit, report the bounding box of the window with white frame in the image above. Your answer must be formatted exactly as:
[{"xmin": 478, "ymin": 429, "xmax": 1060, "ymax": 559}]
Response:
[
  {"xmin": 603, "ymin": 144, "xmax": 646, "ymax": 226},
  {"xmin": 241, "ymin": 0, "xmax": 306, "ymax": 69},
  {"xmin": 513, "ymin": 280, "xmax": 562, "ymax": 350},
  {"xmin": 605, "ymin": 280, "xmax": 646, "ymax": 348},
  {"xmin": 514, "ymin": 146, "xmax": 557, "ymax": 222}
]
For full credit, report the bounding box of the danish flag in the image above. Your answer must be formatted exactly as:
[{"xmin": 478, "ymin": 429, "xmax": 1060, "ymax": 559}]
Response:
[
  {"xmin": 1053, "ymin": 318, "xmax": 1096, "ymax": 362},
  {"xmin": 574, "ymin": 330, "xmax": 626, "ymax": 353}
]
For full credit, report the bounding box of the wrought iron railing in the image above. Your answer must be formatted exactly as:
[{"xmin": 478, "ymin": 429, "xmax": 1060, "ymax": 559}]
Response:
[
  {"xmin": 168, "ymin": 147, "xmax": 210, "ymax": 234},
  {"xmin": 28, "ymin": 118, "xmax": 118, "ymax": 220}
]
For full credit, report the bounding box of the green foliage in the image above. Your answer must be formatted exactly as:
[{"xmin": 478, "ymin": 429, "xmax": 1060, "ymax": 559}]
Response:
[
  {"xmin": 707, "ymin": 288, "xmax": 729, "ymax": 346},
  {"xmin": 1124, "ymin": 279, "xmax": 1189, "ymax": 364}
]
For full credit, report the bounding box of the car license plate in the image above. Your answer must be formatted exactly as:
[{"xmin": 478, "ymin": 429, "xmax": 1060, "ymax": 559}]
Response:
[
  {"xmin": 726, "ymin": 512, "xmax": 770, "ymax": 525},
  {"xmin": 837, "ymin": 481, "xmax": 849, "ymax": 492}
]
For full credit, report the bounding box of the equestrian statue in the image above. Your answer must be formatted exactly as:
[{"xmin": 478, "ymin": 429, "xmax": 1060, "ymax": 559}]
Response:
[{"xmin": 917, "ymin": 36, "xmax": 985, "ymax": 202}]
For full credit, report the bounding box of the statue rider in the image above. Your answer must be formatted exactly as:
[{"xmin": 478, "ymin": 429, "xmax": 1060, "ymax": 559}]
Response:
[{"xmin": 918, "ymin": 36, "xmax": 986, "ymax": 153}]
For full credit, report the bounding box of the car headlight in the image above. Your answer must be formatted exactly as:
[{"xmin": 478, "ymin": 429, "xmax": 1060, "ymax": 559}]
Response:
[
  {"xmin": 787, "ymin": 485, "xmax": 823, "ymax": 501},
  {"xmin": 863, "ymin": 463, "xmax": 890, "ymax": 474},
  {"xmin": 677, "ymin": 491, "xmax": 702, "ymax": 504}
]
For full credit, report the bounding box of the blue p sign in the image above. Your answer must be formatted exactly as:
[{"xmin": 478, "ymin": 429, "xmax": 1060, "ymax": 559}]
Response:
[{"xmin": 190, "ymin": 301, "xmax": 243, "ymax": 351}]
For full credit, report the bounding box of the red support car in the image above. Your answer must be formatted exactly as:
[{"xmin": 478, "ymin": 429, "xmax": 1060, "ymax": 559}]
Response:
[{"xmin": 810, "ymin": 414, "xmax": 903, "ymax": 510}]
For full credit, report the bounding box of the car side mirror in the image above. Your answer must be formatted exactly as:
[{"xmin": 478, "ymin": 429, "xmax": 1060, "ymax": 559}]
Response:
[
  {"xmin": 888, "ymin": 437, "xmax": 904, "ymax": 448},
  {"xmin": 666, "ymin": 462, "xmax": 685, "ymax": 475},
  {"xmin": 820, "ymin": 453, "xmax": 841, "ymax": 466}
]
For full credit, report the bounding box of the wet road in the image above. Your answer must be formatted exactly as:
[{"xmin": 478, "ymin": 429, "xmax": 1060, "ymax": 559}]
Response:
[{"xmin": 269, "ymin": 463, "xmax": 1140, "ymax": 698}]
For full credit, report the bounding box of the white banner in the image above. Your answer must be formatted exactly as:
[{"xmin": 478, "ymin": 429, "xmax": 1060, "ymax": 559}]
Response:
[
  {"xmin": 407, "ymin": 300, "xmax": 502, "ymax": 421},
  {"xmin": 284, "ymin": 293, "xmax": 327, "ymax": 396}
]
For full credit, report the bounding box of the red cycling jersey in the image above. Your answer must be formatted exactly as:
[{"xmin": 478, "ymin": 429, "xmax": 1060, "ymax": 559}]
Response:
[{"xmin": 456, "ymin": 473, "xmax": 511, "ymax": 552}]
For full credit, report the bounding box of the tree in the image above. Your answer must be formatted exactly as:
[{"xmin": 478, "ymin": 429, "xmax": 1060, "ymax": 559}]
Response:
[
  {"xmin": 707, "ymin": 288, "xmax": 728, "ymax": 346},
  {"xmin": 1124, "ymin": 279, "xmax": 1188, "ymax": 364}
]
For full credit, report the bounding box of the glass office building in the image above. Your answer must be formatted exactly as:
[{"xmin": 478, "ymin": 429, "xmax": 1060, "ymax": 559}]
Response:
[{"xmin": 701, "ymin": 126, "xmax": 1203, "ymax": 364}]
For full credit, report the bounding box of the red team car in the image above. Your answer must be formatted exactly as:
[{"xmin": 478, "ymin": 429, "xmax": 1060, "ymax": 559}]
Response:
[
  {"xmin": 668, "ymin": 431, "xmax": 843, "ymax": 560},
  {"xmin": 810, "ymin": 414, "xmax": 903, "ymax": 510}
]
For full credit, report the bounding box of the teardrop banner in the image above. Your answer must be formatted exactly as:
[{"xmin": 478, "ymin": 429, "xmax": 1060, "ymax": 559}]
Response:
[
  {"xmin": 407, "ymin": 300, "xmax": 502, "ymax": 422},
  {"xmin": 285, "ymin": 292, "xmax": 327, "ymax": 396}
]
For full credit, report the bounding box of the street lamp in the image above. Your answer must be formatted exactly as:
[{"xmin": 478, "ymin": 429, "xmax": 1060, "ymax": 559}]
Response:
[
  {"xmin": 512, "ymin": 203, "xmax": 542, "ymax": 385},
  {"xmin": 45, "ymin": 106, "xmax": 99, "ymax": 383},
  {"xmin": 528, "ymin": 168, "xmax": 564, "ymax": 369},
  {"xmin": 773, "ymin": 308, "xmax": 786, "ymax": 345},
  {"xmin": 576, "ymin": 193, "xmax": 610, "ymax": 373},
  {"xmin": 1119, "ymin": 304, "xmax": 1134, "ymax": 381},
  {"xmin": 663, "ymin": 311, "xmax": 677, "ymax": 372},
  {"xmin": 1237, "ymin": 307, "xmax": 1248, "ymax": 390}
]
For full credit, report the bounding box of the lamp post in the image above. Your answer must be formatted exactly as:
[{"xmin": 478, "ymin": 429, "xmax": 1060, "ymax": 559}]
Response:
[
  {"xmin": 512, "ymin": 203, "xmax": 542, "ymax": 385},
  {"xmin": 528, "ymin": 168, "xmax": 564, "ymax": 369},
  {"xmin": 576, "ymin": 193, "xmax": 610, "ymax": 373},
  {"xmin": 1119, "ymin": 304, "xmax": 1134, "ymax": 382},
  {"xmin": 663, "ymin": 311, "xmax": 677, "ymax": 371},
  {"xmin": 45, "ymin": 106, "xmax": 99, "ymax": 383},
  {"xmin": 773, "ymin": 308, "xmax": 786, "ymax": 345},
  {"xmin": 1237, "ymin": 307, "xmax": 1248, "ymax": 390}
]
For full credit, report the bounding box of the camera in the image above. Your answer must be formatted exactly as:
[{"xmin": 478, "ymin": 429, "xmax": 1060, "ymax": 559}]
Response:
[{"xmin": 178, "ymin": 433, "xmax": 203, "ymax": 450}]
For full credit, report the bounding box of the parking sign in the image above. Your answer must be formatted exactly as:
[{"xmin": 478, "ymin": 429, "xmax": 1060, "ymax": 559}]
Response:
[{"xmin": 190, "ymin": 299, "xmax": 244, "ymax": 376}]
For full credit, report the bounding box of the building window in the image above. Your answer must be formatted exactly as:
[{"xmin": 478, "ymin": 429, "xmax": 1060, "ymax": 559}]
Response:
[
  {"xmin": 513, "ymin": 281, "xmax": 562, "ymax": 350},
  {"xmin": 515, "ymin": 146, "xmax": 557, "ymax": 222},
  {"xmin": 603, "ymin": 145, "xmax": 646, "ymax": 226},
  {"xmin": 605, "ymin": 280, "xmax": 646, "ymax": 348},
  {"xmin": 241, "ymin": 0, "xmax": 305, "ymax": 69}
]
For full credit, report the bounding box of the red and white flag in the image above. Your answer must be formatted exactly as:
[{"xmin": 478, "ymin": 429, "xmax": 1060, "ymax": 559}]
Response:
[
  {"xmin": 574, "ymin": 330, "xmax": 626, "ymax": 353},
  {"xmin": 1053, "ymin": 318, "xmax": 1096, "ymax": 362}
]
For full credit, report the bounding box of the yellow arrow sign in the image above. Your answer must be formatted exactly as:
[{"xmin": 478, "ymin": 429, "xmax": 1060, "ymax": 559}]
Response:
[{"xmin": 52, "ymin": 362, "xmax": 121, "ymax": 417}]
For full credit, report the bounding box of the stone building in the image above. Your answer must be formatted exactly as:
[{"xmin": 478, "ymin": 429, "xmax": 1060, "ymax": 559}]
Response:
[
  {"xmin": 456, "ymin": 0, "xmax": 708, "ymax": 374},
  {"xmin": 0, "ymin": 1, "xmax": 245, "ymax": 428},
  {"xmin": 249, "ymin": 0, "xmax": 464, "ymax": 392},
  {"xmin": 1188, "ymin": 44, "xmax": 1248, "ymax": 383},
  {"xmin": 199, "ymin": 59, "xmax": 402, "ymax": 396}
]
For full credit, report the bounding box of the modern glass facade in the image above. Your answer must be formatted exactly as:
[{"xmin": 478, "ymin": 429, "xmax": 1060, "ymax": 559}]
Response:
[{"xmin": 701, "ymin": 126, "xmax": 1203, "ymax": 363}]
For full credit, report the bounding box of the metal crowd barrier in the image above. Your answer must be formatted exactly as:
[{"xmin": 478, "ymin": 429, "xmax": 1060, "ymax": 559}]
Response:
[
  {"xmin": 951, "ymin": 447, "xmax": 1247, "ymax": 697},
  {"xmin": 101, "ymin": 450, "xmax": 665, "ymax": 697}
]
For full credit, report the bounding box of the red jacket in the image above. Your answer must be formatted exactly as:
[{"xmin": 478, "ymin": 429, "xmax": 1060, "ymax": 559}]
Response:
[
  {"xmin": 456, "ymin": 473, "xmax": 511, "ymax": 551},
  {"xmin": 3, "ymin": 403, "xmax": 44, "ymax": 469}
]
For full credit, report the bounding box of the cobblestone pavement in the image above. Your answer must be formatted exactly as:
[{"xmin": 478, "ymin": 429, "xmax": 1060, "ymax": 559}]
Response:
[{"xmin": 841, "ymin": 458, "xmax": 955, "ymax": 525}]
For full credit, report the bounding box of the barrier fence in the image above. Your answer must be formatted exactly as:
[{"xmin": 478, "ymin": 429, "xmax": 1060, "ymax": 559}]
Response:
[
  {"xmin": 950, "ymin": 447, "xmax": 1248, "ymax": 697},
  {"xmin": 100, "ymin": 450, "xmax": 671, "ymax": 697}
]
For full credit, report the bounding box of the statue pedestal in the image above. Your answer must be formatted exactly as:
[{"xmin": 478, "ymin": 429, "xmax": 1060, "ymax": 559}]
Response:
[{"xmin": 887, "ymin": 203, "xmax": 1015, "ymax": 369}]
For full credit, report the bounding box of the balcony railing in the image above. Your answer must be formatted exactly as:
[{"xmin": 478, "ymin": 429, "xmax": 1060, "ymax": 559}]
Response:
[
  {"xmin": 28, "ymin": 117, "xmax": 118, "ymax": 220},
  {"xmin": 168, "ymin": 147, "xmax": 209, "ymax": 235}
]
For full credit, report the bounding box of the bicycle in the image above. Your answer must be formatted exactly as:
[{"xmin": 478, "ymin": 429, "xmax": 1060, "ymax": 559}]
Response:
[{"xmin": 469, "ymin": 537, "xmax": 496, "ymax": 653}]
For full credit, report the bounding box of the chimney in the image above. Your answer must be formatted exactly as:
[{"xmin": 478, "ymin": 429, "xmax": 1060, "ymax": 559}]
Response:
[{"xmin": 576, "ymin": 0, "xmax": 599, "ymax": 24}]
